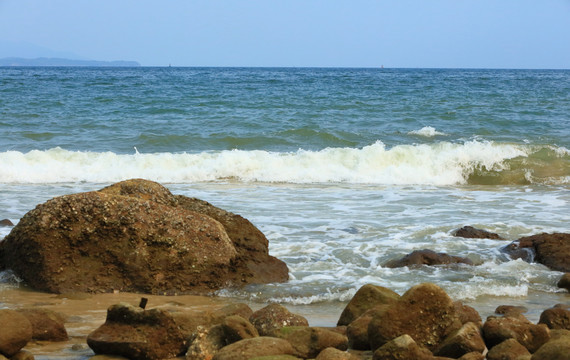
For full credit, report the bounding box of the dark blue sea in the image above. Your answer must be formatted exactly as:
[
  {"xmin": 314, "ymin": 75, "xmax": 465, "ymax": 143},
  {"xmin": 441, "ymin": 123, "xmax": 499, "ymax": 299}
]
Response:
[{"xmin": 1, "ymin": 67, "xmax": 569, "ymax": 324}]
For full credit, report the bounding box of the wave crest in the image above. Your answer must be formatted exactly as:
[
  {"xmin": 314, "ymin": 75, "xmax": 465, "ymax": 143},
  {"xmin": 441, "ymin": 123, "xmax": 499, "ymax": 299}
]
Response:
[{"xmin": 1, "ymin": 141, "xmax": 568, "ymax": 185}]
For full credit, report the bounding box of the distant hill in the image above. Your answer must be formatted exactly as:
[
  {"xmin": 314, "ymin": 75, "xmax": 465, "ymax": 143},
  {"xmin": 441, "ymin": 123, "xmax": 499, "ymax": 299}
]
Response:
[{"xmin": 0, "ymin": 57, "xmax": 141, "ymax": 67}]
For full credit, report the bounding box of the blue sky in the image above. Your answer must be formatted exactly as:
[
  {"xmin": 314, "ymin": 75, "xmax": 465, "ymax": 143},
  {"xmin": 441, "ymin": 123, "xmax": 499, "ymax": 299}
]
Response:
[{"xmin": 1, "ymin": 0, "xmax": 569, "ymax": 68}]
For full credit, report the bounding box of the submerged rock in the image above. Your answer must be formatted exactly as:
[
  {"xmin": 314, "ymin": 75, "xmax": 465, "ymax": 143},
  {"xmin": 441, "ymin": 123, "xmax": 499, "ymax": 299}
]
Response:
[
  {"xmin": 453, "ymin": 226, "xmax": 504, "ymax": 240},
  {"xmin": 1, "ymin": 179, "xmax": 288, "ymax": 294},
  {"xmin": 384, "ymin": 249, "xmax": 473, "ymax": 268},
  {"xmin": 507, "ymin": 233, "xmax": 570, "ymax": 272},
  {"xmin": 0, "ymin": 219, "xmax": 14, "ymax": 227},
  {"xmin": 558, "ymin": 273, "xmax": 570, "ymax": 292}
]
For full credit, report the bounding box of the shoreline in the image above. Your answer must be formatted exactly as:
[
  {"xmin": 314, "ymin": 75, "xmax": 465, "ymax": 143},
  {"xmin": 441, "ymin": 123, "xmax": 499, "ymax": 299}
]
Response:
[{"xmin": 1, "ymin": 284, "xmax": 567, "ymax": 359}]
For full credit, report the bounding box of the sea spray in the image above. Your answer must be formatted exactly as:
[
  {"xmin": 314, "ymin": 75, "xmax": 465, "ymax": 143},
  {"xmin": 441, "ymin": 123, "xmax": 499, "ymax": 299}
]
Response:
[{"xmin": 1, "ymin": 141, "xmax": 567, "ymax": 185}]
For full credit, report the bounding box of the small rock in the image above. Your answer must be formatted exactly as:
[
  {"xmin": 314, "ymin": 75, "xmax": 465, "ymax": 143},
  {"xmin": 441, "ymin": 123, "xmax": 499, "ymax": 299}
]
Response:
[
  {"xmin": 384, "ymin": 249, "xmax": 473, "ymax": 268},
  {"xmin": 272, "ymin": 327, "xmax": 348, "ymax": 359},
  {"xmin": 186, "ymin": 324, "xmax": 226, "ymax": 360},
  {"xmin": 9, "ymin": 350, "xmax": 35, "ymax": 360},
  {"xmin": 16, "ymin": 308, "xmax": 68, "ymax": 341},
  {"xmin": 212, "ymin": 337, "xmax": 296, "ymax": 360},
  {"xmin": 538, "ymin": 305, "xmax": 570, "ymax": 330},
  {"xmin": 454, "ymin": 301, "xmax": 482, "ymax": 325},
  {"xmin": 222, "ymin": 315, "xmax": 259, "ymax": 344},
  {"xmin": 486, "ymin": 338, "xmax": 530, "ymax": 360},
  {"xmin": 530, "ymin": 329, "xmax": 570, "ymax": 360},
  {"xmin": 250, "ymin": 304, "xmax": 308, "ymax": 336},
  {"xmin": 453, "ymin": 226, "xmax": 503, "ymax": 239},
  {"xmin": 495, "ymin": 305, "xmax": 528, "ymax": 316},
  {"xmin": 372, "ymin": 334, "xmax": 433, "ymax": 360},
  {"xmin": 0, "ymin": 309, "xmax": 33, "ymax": 357},
  {"xmin": 0, "ymin": 219, "xmax": 14, "ymax": 227},
  {"xmin": 315, "ymin": 347, "xmax": 360, "ymax": 360},
  {"xmin": 557, "ymin": 273, "xmax": 570, "ymax": 291},
  {"xmin": 482, "ymin": 314, "xmax": 550, "ymax": 353},
  {"xmin": 337, "ymin": 284, "xmax": 399, "ymax": 326},
  {"xmin": 87, "ymin": 303, "xmax": 187, "ymax": 360},
  {"xmin": 346, "ymin": 305, "xmax": 390, "ymax": 350},
  {"xmin": 435, "ymin": 322, "xmax": 486, "ymax": 358}
]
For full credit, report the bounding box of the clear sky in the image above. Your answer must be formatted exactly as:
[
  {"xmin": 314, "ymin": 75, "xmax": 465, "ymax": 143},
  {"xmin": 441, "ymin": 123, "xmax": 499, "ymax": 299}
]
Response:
[{"xmin": 1, "ymin": 0, "xmax": 569, "ymax": 68}]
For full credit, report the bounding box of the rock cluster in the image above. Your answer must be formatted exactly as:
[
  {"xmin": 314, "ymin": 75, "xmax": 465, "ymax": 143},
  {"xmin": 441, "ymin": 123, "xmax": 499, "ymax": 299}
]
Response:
[
  {"xmin": 0, "ymin": 308, "xmax": 67, "ymax": 360},
  {"xmin": 0, "ymin": 179, "xmax": 288, "ymax": 294},
  {"xmin": 1, "ymin": 283, "xmax": 569, "ymax": 359},
  {"xmin": 79, "ymin": 284, "xmax": 570, "ymax": 359}
]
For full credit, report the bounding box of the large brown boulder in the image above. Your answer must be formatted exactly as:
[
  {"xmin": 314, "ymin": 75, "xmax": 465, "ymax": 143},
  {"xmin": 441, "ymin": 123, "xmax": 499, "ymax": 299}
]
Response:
[
  {"xmin": 482, "ymin": 313, "xmax": 550, "ymax": 353},
  {"xmin": 250, "ymin": 304, "xmax": 309, "ymax": 336},
  {"xmin": 368, "ymin": 283, "xmax": 462, "ymax": 352},
  {"xmin": 506, "ymin": 233, "xmax": 570, "ymax": 272},
  {"xmin": 0, "ymin": 310, "xmax": 33, "ymax": 357},
  {"xmin": 384, "ymin": 249, "xmax": 473, "ymax": 268},
  {"xmin": 1, "ymin": 179, "xmax": 288, "ymax": 294},
  {"xmin": 87, "ymin": 303, "xmax": 187, "ymax": 360}
]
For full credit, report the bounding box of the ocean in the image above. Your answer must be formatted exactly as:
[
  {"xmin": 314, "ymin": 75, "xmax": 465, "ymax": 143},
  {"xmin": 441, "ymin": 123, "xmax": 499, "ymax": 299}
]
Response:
[{"xmin": 1, "ymin": 67, "xmax": 569, "ymax": 323}]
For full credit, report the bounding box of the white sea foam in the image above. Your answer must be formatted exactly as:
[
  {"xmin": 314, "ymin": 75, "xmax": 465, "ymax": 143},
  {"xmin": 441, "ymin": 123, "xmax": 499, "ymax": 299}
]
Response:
[
  {"xmin": 408, "ymin": 126, "xmax": 447, "ymax": 137},
  {"xmin": 0, "ymin": 140, "xmax": 537, "ymax": 185}
]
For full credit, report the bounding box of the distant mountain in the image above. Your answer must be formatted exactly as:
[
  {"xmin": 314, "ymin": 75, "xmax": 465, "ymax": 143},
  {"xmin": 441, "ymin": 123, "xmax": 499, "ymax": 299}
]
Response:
[{"xmin": 0, "ymin": 57, "xmax": 141, "ymax": 67}]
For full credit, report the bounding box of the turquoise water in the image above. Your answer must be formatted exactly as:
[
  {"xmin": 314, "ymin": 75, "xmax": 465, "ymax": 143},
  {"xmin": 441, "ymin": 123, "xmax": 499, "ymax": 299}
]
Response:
[{"xmin": 1, "ymin": 67, "xmax": 569, "ymax": 319}]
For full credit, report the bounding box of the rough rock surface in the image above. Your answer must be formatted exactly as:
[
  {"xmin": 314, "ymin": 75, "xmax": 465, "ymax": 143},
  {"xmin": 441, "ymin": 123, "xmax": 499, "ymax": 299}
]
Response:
[
  {"xmin": 16, "ymin": 308, "xmax": 68, "ymax": 341},
  {"xmin": 453, "ymin": 226, "xmax": 504, "ymax": 239},
  {"xmin": 212, "ymin": 337, "xmax": 296, "ymax": 360},
  {"xmin": 508, "ymin": 233, "xmax": 570, "ymax": 272},
  {"xmin": 1, "ymin": 179, "xmax": 288, "ymax": 294},
  {"xmin": 368, "ymin": 283, "xmax": 462, "ymax": 352},
  {"xmin": 337, "ymin": 284, "xmax": 400, "ymax": 326},
  {"xmin": 315, "ymin": 347, "xmax": 360, "ymax": 360},
  {"xmin": 530, "ymin": 329, "xmax": 570, "ymax": 360},
  {"xmin": 372, "ymin": 334, "xmax": 433, "ymax": 360},
  {"xmin": 482, "ymin": 314, "xmax": 550, "ymax": 353},
  {"xmin": 495, "ymin": 305, "xmax": 528, "ymax": 316},
  {"xmin": 185, "ymin": 324, "xmax": 226, "ymax": 360},
  {"xmin": 0, "ymin": 310, "xmax": 33, "ymax": 357},
  {"xmin": 249, "ymin": 304, "xmax": 309, "ymax": 336},
  {"xmin": 486, "ymin": 338, "xmax": 530, "ymax": 360},
  {"xmin": 347, "ymin": 306, "xmax": 389, "ymax": 350},
  {"xmin": 384, "ymin": 249, "xmax": 474, "ymax": 268},
  {"xmin": 222, "ymin": 315, "xmax": 259, "ymax": 344},
  {"xmin": 434, "ymin": 322, "xmax": 486, "ymax": 358},
  {"xmin": 538, "ymin": 305, "xmax": 570, "ymax": 330},
  {"xmin": 87, "ymin": 303, "xmax": 187, "ymax": 360},
  {"xmin": 272, "ymin": 326, "xmax": 348, "ymax": 359}
]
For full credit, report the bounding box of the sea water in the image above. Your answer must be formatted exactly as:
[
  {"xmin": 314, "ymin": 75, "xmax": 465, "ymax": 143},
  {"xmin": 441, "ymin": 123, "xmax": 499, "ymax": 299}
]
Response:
[{"xmin": 1, "ymin": 67, "xmax": 569, "ymax": 323}]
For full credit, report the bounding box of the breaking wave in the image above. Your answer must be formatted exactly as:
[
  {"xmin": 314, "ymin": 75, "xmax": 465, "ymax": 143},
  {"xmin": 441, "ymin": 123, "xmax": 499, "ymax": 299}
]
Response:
[{"xmin": 1, "ymin": 141, "xmax": 568, "ymax": 185}]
